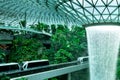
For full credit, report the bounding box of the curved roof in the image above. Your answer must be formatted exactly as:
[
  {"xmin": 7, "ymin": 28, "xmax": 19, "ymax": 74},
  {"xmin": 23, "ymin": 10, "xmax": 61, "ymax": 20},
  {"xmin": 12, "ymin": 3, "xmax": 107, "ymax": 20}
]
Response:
[{"xmin": 0, "ymin": 0, "xmax": 120, "ymax": 27}]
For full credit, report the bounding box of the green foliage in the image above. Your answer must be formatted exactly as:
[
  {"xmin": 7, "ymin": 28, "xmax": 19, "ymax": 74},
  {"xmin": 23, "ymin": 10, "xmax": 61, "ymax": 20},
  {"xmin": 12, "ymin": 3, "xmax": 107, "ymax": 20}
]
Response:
[
  {"xmin": 45, "ymin": 25, "xmax": 87, "ymax": 64},
  {"xmin": 0, "ymin": 74, "xmax": 10, "ymax": 80},
  {"xmin": 54, "ymin": 49, "xmax": 73, "ymax": 63},
  {"xmin": 51, "ymin": 78, "xmax": 58, "ymax": 80},
  {"xmin": 16, "ymin": 78, "xmax": 28, "ymax": 80},
  {"xmin": 51, "ymin": 24, "xmax": 56, "ymax": 34},
  {"xmin": 27, "ymin": 24, "xmax": 87, "ymax": 64},
  {"xmin": 30, "ymin": 22, "xmax": 50, "ymax": 33},
  {"xmin": 27, "ymin": 23, "xmax": 87, "ymax": 64},
  {"xmin": 117, "ymin": 57, "xmax": 120, "ymax": 79},
  {"xmin": 19, "ymin": 20, "xmax": 26, "ymax": 28},
  {"xmin": 9, "ymin": 36, "xmax": 44, "ymax": 62},
  {"xmin": 0, "ymin": 49, "xmax": 6, "ymax": 63}
]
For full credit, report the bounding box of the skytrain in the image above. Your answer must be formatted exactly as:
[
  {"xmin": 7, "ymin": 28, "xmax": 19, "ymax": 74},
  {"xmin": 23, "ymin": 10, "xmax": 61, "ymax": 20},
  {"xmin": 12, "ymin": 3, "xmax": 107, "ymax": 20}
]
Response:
[
  {"xmin": 0, "ymin": 57, "xmax": 88, "ymax": 75},
  {"xmin": 0, "ymin": 59, "xmax": 49, "ymax": 74}
]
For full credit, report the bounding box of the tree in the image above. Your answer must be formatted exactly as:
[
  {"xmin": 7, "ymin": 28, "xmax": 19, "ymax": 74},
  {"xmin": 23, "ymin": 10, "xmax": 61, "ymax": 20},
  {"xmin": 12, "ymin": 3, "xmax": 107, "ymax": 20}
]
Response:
[
  {"xmin": 9, "ymin": 36, "xmax": 43, "ymax": 62},
  {"xmin": 42, "ymin": 25, "xmax": 87, "ymax": 64}
]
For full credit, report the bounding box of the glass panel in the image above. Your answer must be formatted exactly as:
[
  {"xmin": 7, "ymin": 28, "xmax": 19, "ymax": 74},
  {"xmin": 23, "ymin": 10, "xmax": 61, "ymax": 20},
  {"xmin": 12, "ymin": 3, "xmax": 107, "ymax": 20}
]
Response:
[
  {"xmin": 95, "ymin": 15, "xmax": 101, "ymax": 20},
  {"xmin": 103, "ymin": 15, "xmax": 109, "ymax": 20},
  {"xmin": 102, "ymin": 8, "xmax": 109, "ymax": 14},
  {"xmin": 95, "ymin": 0, "xmax": 104, "ymax": 6},
  {"xmin": 84, "ymin": 0, "xmax": 91, "ymax": 7},
  {"xmin": 96, "ymin": 7, "xmax": 105, "ymax": 14},
  {"xmin": 111, "ymin": 15, "xmax": 117, "ymax": 20},
  {"xmin": 92, "ymin": 0, "xmax": 98, "ymax": 5},
  {"xmin": 109, "ymin": 0, "xmax": 118, "ymax": 6},
  {"xmin": 107, "ymin": 7, "xmax": 117, "ymax": 13}
]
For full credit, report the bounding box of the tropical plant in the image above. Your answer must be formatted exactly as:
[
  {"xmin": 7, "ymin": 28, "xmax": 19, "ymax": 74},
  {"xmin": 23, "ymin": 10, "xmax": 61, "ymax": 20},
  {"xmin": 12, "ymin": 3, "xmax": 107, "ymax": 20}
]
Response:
[
  {"xmin": 16, "ymin": 78, "xmax": 28, "ymax": 80},
  {"xmin": 0, "ymin": 49, "xmax": 6, "ymax": 63},
  {"xmin": 0, "ymin": 74, "xmax": 10, "ymax": 80},
  {"xmin": 8, "ymin": 36, "xmax": 43, "ymax": 62},
  {"xmin": 117, "ymin": 57, "xmax": 120, "ymax": 79},
  {"xmin": 46, "ymin": 25, "xmax": 87, "ymax": 63},
  {"xmin": 54, "ymin": 49, "xmax": 73, "ymax": 63}
]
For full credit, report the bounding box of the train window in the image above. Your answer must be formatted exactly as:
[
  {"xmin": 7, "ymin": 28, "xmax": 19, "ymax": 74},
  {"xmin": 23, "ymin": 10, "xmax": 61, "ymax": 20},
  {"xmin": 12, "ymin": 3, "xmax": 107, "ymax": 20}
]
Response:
[
  {"xmin": 22, "ymin": 60, "xmax": 49, "ymax": 70},
  {"xmin": 0, "ymin": 65, "xmax": 9, "ymax": 72},
  {"xmin": 83, "ymin": 57, "xmax": 88, "ymax": 62},
  {"xmin": 0, "ymin": 63, "xmax": 20, "ymax": 72},
  {"xmin": 28, "ymin": 61, "xmax": 49, "ymax": 68},
  {"xmin": 9, "ymin": 65, "xmax": 19, "ymax": 71}
]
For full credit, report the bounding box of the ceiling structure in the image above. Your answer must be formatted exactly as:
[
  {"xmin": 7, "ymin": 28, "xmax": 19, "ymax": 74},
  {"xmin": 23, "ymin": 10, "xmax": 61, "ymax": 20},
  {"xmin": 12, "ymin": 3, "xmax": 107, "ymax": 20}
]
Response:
[{"xmin": 0, "ymin": 0, "xmax": 120, "ymax": 27}]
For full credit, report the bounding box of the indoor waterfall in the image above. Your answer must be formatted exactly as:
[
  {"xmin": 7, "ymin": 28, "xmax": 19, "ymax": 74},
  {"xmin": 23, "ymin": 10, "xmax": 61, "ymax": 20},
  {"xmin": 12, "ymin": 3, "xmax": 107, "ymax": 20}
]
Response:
[{"xmin": 86, "ymin": 25, "xmax": 120, "ymax": 80}]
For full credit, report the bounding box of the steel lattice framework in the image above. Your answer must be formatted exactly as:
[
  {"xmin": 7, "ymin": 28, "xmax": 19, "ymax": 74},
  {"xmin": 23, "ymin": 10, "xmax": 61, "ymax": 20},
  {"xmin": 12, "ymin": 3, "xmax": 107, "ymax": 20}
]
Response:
[{"xmin": 0, "ymin": 0, "xmax": 120, "ymax": 27}]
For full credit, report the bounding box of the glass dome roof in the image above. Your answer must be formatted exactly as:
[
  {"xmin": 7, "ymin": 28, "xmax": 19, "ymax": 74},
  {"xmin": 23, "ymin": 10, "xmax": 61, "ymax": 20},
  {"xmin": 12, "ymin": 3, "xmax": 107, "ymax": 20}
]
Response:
[{"xmin": 0, "ymin": 0, "xmax": 120, "ymax": 27}]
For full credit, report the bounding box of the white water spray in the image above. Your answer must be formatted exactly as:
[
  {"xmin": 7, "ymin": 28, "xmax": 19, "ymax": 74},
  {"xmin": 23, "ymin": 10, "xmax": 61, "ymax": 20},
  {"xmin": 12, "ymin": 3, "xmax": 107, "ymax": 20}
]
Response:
[{"xmin": 86, "ymin": 25, "xmax": 120, "ymax": 80}]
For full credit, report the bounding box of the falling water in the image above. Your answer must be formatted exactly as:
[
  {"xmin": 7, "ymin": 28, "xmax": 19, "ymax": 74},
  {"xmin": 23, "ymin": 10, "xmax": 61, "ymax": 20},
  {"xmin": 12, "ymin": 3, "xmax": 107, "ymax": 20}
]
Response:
[{"xmin": 86, "ymin": 25, "xmax": 120, "ymax": 80}]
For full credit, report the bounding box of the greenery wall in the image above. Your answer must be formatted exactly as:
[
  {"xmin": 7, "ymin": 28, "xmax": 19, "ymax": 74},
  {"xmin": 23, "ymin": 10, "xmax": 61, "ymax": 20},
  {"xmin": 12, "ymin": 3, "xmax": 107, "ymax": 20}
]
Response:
[{"xmin": 8, "ymin": 24, "xmax": 87, "ymax": 64}]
